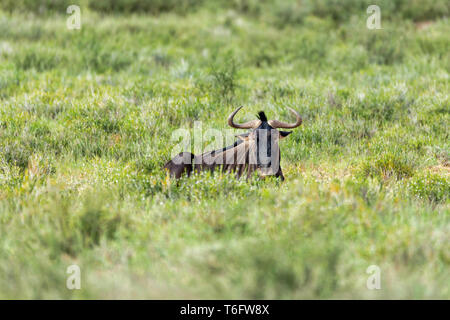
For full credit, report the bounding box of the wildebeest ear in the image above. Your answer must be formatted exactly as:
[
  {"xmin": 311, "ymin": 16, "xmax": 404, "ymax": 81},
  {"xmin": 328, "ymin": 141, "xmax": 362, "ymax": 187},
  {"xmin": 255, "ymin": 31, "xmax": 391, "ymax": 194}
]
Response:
[
  {"xmin": 279, "ymin": 131, "xmax": 292, "ymax": 139},
  {"xmin": 236, "ymin": 132, "xmax": 250, "ymax": 141}
]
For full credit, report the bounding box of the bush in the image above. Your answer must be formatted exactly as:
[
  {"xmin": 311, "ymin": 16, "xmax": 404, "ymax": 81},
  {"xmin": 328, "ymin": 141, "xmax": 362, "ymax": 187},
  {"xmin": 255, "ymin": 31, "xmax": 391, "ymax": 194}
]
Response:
[
  {"xmin": 88, "ymin": 0, "xmax": 205, "ymax": 15},
  {"xmin": 208, "ymin": 58, "xmax": 239, "ymax": 104},
  {"xmin": 409, "ymin": 171, "xmax": 449, "ymax": 203},
  {"xmin": 1, "ymin": 0, "xmax": 448, "ymax": 22},
  {"xmin": 12, "ymin": 46, "xmax": 66, "ymax": 71},
  {"xmin": 359, "ymin": 152, "xmax": 415, "ymax": 180},
  {"xmin": 0, "ymin": 0, "xmax": 72, "ymax": 13}
]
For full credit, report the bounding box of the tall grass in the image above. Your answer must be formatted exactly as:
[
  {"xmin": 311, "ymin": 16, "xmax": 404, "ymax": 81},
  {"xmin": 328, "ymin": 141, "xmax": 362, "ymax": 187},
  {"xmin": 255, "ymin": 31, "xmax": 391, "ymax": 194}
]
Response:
[{"xmin": 0, "ymin": 3, "xmax": 448, "ymax": 299}]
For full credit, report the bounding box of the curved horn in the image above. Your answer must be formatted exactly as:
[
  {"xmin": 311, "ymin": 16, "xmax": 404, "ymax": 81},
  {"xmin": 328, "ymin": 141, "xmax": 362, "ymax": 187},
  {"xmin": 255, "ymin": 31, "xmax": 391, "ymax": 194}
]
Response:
[
  {"xmin": 227, "ymin": 106, "xmax": 261, "ymax": 129},
  {"xmin": 268, "ymin": 107, "xmax": 302, "ymax": 129}
]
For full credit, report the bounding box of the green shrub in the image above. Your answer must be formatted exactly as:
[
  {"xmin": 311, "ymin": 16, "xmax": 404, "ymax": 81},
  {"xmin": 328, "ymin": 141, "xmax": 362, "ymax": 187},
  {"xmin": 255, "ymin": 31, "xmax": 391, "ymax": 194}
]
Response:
[
  {"xmin": 208, "ymin": 58, "xmax": 239, "ymax": 104},
  {"xmin": 349, "ymin": 91, "xmax": 411, "ymax": 122},
  {"xmin": 1, "ymin": 0, "xmax": 448, "ymax": 22},
  {"xmin": 88, "ymin": 0, "xmax": 205, "ymax": 15},
  {"xmin": 1, "ymin": 141, "xmax": 33, "ymax": 171},
  {"xmin": 13, "ymin": 47, "xmax": 66, "ymax": 71},
  {"xmin": 0, "ymin": 0, "xmax": 72, "ymax": 13},
  {"xmin": 359, "ymin": 152, "xmax": 415, "ymax": 180},
  {"xmin": 35, "ymin": 191, "xmax": 128, "ymax": 257},
  {"xmin": 409, "ymin": 171, "xmax": 449, "ymax": 203},
  {"xmin": 363, "ymin": 29, "xmax": 406, "ymax": 65}
]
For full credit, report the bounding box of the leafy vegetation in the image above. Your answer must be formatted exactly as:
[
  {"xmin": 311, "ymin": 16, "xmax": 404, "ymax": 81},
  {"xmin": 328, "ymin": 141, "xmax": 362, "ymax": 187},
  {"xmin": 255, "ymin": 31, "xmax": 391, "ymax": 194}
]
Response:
[{"xmin": 0, "ymin": 1, "xmax": 448, "ymax": 299}]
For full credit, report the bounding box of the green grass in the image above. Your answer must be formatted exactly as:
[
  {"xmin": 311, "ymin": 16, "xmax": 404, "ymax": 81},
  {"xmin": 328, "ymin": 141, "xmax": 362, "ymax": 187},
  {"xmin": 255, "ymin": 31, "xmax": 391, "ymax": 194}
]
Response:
[{"xmin": 0, "ymin": 3, "xmax": 449, "ymax": 299}]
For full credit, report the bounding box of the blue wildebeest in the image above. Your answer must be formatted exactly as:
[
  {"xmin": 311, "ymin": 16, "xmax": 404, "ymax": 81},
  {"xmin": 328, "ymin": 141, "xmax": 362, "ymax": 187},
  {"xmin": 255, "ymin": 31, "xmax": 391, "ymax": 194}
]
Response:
[{"xmin": 164, "ymin": 106, "xmax": 302, "ymax": 180}]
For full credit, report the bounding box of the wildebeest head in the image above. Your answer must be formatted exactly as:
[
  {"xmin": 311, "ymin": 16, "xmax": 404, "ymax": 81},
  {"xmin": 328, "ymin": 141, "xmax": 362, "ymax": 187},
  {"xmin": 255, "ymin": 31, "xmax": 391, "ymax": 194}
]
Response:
[{"xmin": 227, "ymin": 106, "xmax": 302, "ymax": 177}]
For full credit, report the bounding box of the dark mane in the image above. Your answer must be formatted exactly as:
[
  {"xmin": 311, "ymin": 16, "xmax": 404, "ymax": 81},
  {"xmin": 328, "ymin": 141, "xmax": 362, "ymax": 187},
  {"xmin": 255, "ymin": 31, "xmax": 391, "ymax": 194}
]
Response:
[{"xmin": 257, "ymin": 111, "xmax": 267, "ymax": 122}]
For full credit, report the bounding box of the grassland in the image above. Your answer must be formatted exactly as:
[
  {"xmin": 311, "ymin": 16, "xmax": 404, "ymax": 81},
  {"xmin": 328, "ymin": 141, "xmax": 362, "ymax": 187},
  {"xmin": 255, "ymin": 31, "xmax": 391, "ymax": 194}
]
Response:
[{"xmin": 0, "ymin": 2, "xmax": 449, "ymax": 299}]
